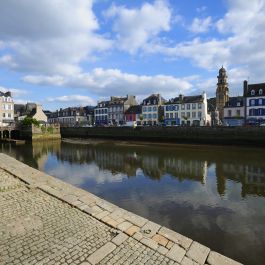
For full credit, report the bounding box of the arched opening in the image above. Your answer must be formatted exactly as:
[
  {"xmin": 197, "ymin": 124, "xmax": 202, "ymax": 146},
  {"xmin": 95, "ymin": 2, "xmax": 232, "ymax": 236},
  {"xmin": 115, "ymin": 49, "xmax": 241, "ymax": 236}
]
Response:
[
  {"xmin": 11, "ymin": 130, "xmax": 20, "ymax": 139},
  {"xmin": 3, "ymin": 130, "xmax": 10, "ymax": 139}
]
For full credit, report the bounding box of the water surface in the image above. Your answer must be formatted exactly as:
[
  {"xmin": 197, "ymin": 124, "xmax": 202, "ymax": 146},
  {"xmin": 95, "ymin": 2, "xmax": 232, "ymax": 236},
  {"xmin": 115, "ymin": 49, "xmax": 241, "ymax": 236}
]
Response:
[{"xmin": 1, "ymin": 139, "xmax": 265, "ymax": 265}]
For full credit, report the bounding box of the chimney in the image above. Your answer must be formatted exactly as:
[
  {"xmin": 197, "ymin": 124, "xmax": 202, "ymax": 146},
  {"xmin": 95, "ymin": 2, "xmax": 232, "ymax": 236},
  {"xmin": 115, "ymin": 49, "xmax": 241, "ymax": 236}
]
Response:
[
  {"xmin": 243, "ymin": 80, "xmax": 248, "ymax": 96},
  {"xmin": 179, "ymin": 94, "xmax": 183, "ymax": 101}
]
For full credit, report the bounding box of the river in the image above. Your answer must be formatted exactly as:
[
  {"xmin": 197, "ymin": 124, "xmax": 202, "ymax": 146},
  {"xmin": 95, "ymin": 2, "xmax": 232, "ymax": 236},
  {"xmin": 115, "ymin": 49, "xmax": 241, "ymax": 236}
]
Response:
[{"xmin": 1, "ymin": 139, "xmax": 265, "ymax": 265}]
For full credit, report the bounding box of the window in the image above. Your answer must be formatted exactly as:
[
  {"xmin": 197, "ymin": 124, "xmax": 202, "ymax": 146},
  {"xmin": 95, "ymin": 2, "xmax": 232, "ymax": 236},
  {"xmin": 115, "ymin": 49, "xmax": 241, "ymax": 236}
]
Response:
[
  {"xmin": 153, "ymin": 106, "xmax": 157, "ymax": 111},
  {"xmin": 187, "ymin": 104, "xmax": 190, "ymax": 110},
  {"xmin": 198, "ymin": 103, "xmax": 202, "ymax": 109},
  {"xmin": 175, "ymin": 105, "xmax": 179, "ymax": 111},
  {"xmin": 143, "ymin": 114, "xmax": 146, "ymax": 119},
  {"xmin": 251, "ymin": 90, "xmax": 255, "ymax": 96},
  {"xmin": 148, "ymin": 114, "xmax": 152, "ymax": 119},
  {"xmin": 228, "ymin": 110, "xmax": 232, "ymax": 117},
  {"xmin": 249, "ymin": 109, "xmax": 255, "ymax": 116},
  {"xmin": 259, "ymin": 89, "xmax": 263, "ymax": 95},
  {"xmin": 153, "ymin": 114, "xmax": 157, "ymax": 119},
  {"xmin": 143, "ymin": 107, "xmax": 146, "ymax": 112},
  {"xmin": 237, "ymin": 102, "xmax": 241, "ymax": 107},
  {"xmin": 181, "ymin": 112, "xmax": 185, "ymax": 118},
  {"xmin": 181, "ymin": 104, "xmax": 185, "ymax": 110},
  {"xmin": 148, "ymin": 107, "xmax": 152, "ymax": 112},
  {"xmin": 198, "ymin": 112, "xmax": 202, "ymax": 118},
  {"xmin": 250, "ymin": 99, "xmax": 255, "ymax": 106},
  {"xmin": 236, "ymin": 110, "xmax": 240, "ymax": 116},
  {"xmin": 170, "ymin": 113, "xmax": 173, "ymax": 118},
  {"xmin": 8, "ymin": 113, "xmax": 11, "ymax": 118},
  {"xmin": 2, "ymin": 113, "xmax": 5, "ymax": 118},
  {"xmin": 192, "ymin": 112, "xmax": 196, "ymax": 118},
  {"xmin": 192, "ymin": 103, "xmax": 196, "ymax": 109},
  {"xmin": 166, "ymin": 113, "xmax": 169, "ymax": 118},
  {"xmin": 175, "ymin": 113, "xmax": 178, "ymax": 118},
  {"xmin": 187, "ymin": 112, "xmax": 190, "ymax": 118},
  {"xmin": 259, "ymin": 99, "xmax": 263, "ymax": 105}
]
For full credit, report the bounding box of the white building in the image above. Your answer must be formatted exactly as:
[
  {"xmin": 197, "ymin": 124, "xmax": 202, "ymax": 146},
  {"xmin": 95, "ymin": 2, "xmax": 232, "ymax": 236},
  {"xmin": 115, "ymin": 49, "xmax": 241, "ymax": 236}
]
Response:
[
  {"xmin": 142, "ymin": 94, "xmax": 165, "ymax": 125},
  {"xmin": 164, "ymin": 92, "xmax": 210, "ymax": 126},
  {"xmin": 244, "ymin": 80, "xmax": 265, "ymax": 125},
  {"xmin": 0, "ymin": 91, "xmax": 14, "ymax": 126}
]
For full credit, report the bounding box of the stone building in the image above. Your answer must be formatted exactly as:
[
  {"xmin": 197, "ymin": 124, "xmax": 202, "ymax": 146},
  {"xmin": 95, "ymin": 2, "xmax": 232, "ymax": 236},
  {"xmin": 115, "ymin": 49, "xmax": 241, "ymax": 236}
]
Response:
[
  {"xmin": 216, "ymin": 66, "xmax": 229, "ymax": 121},
  {"xmin": 16, "ymin": 103, "xmax": 47, "ymax": 123},
  {"xmin": 142, "ymin": 94, "xmax": 165, "ymax": 125},
  {"xmin": 164, "ymin": 92, "xmax": 211, "ymax": 126},
  {"xmin": 0, "ymin": 91, "xmax": 14, "ymax": 126}
]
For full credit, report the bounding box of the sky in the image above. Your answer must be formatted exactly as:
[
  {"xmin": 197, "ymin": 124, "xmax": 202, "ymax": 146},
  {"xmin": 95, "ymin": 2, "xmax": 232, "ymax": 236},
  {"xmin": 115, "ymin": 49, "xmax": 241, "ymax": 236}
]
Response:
[{"xmin": 0, "ymin": 0, "xmax": 265, "ymax": 110}]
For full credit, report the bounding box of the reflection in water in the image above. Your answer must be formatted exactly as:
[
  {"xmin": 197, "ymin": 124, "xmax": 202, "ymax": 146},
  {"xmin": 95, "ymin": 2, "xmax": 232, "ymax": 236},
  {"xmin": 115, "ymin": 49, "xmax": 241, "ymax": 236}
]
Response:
[{"xmin": 1, "ymin": 140, "xmax": 265, "ymax": 265}]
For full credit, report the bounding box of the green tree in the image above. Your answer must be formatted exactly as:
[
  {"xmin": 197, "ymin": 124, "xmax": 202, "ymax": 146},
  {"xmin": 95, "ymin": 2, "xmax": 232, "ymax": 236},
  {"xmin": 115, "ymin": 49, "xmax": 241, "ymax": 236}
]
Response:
[{"xmin": 22, "ymin": 117, "xmax": 40, "ymax": 127}]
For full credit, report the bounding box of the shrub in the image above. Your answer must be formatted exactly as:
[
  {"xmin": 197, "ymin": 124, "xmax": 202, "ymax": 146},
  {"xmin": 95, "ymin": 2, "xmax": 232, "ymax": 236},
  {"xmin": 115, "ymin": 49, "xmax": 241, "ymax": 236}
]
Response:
[{"xmin": 22, "ymin": 117, "xmax": 40, "ymax": 127}]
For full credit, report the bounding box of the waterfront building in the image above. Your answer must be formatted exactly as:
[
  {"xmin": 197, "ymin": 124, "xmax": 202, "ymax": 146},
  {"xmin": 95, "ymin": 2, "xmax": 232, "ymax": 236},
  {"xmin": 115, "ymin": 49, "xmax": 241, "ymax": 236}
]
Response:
[
  {"xmin": 223, "ymin": 96, "xmax": 245, "ymax": 126},
  {"xmin": 0, "ymin": 91, "xmax": 14, "ymax": 126},
  {"xmin": 164, "ymin": 92, "xmax": 210, "ymax": 126},
  {"xmin": 15, "ymin": 103, "xmax": 47, "ymax": 123},
  {"xmin": 94, "ymin": 100, "xmax": 109, "ymax": 125},
  {"xmin": 125, "ymin": 105, "xmax": 142, "ymax": 125},
  {"xmin": 142, "ymin": 94, "xmax": 165, "ymax": 125},
  {"xmin": 244, "ymin": 80, "xmax": 265, "ymax": 125},
  {"xmin": 108, "ymin": 95, "xmax": 137, "ymax": 125},
  {"xmin": 48, "ymin": 106, "xmax": 92, "ymax": 126},
  {"xmin": 216, "ymin": 66, "xmax": 229, "ymax": 121}
]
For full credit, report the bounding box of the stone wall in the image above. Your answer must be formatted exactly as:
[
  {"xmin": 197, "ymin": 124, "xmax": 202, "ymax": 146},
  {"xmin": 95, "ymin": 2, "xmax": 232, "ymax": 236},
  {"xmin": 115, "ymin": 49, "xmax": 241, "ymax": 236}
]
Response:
[{"xmin": 61, "ymin": 126, "xmax": 265, "ymax": 147}]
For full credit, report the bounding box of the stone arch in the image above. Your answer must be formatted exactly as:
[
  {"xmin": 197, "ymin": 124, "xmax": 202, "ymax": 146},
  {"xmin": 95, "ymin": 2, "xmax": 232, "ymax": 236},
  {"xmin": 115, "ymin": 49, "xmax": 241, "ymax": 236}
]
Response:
[{"xmin": 3, "ymin": 130, "xmax": 10, "ymax": 139}]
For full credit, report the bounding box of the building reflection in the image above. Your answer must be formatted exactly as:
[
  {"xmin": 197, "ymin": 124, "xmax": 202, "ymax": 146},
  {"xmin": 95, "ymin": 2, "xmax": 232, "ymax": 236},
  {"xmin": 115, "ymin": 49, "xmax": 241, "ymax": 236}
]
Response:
[{"xmin": 1, "ymin": 140, "xmax": 264, "ymax": 198}]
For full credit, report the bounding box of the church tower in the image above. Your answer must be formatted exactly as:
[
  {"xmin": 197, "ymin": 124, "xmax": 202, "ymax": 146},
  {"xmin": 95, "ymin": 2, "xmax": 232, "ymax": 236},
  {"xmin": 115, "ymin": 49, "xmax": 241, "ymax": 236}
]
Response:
[{"xmin": 216, "ymin": 66, "xmax": 229, "ymax": 121}]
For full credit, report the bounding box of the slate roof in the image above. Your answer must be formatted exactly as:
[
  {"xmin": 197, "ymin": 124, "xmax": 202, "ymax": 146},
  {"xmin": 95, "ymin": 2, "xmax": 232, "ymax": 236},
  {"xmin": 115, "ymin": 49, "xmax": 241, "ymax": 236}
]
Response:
[
  {"xmin": 224, "ymin": 96, "xmax": 244, "ymax": 108},
  {"xmin": 0, "ymin": 91, "xmax": 11, "ymax": 97},
  {"xmin": 125, "ymin": 105, "xmax": 142, "ymax": 115},
  {"xmin": 143, "ymin": 94, "xmax": 165, "ymax": 105},
  {"xmin": 165, "ymin": 95, "xmax": 203, "ymax": 105},
  {"xmin": 244, "ymin": 83, "xmax": 265, "ymax": 97}
]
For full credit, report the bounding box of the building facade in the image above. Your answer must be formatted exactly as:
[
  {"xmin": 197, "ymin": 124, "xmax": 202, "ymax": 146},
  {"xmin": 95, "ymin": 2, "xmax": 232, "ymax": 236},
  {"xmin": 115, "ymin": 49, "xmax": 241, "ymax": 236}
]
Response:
[
  {"xmin": 48, "ymin": 106, "xmax": 92, "ymax": 126},
  {"xmin": 244, "ymin": 81, "xmax": 265, "ymax": 125},
  {"xmin": 216, "ymin": 66, "xmax": 229, "ymax": 121},
  {"xmin": 164, "ymin": 92, "xmax": 210, "ymax": 126},
  {"xmin": 94, "ymin": 100, "xmax": 109, "ymax": 125},
  {"xmin": 0, "ymin": 91, "xmax": 14, "ymax": 126},
  {"xmin": 108, "ymin": 95, "xmax": 137, "ymax": 125},
  {"xmin": 223, "ymin": 97, "xmax": 245, "ymax": 126},
  {"xmin": 125, "ymin": 105, "xmax": 142, "ymax": 125},
  {"xmin": 142, "ymin": 94, "xmax": 165, "ymax": 125}
]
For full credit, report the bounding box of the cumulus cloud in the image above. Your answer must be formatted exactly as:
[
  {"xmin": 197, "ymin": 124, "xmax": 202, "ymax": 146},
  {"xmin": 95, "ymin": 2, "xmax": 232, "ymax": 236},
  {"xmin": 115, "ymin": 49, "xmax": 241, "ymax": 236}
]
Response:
[
  {"xmin": 24, "ymin": 68, "xmax": 194, "ymax": 99},
  {"xmin": 47, "ymin": 95, "xmax": 96, "ymax": 106},
  {"xmin": 189, "ymin": 16, "xmax": 212, "ymax": 33},
  {"xmin": 0, "ymin": 0, "xmax": 111, "ymax": 75},
  {"xmin": 104, "ymin": 0, "xmax": 171, "ymax": 54}
]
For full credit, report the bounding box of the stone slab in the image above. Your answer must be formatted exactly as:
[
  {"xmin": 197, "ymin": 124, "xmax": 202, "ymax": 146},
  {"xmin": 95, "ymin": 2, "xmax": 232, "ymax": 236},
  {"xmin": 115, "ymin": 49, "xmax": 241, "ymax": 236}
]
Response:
[
  {"xmin": 187, "ymin": 241, "xmax": 210, "ymax": 265},
  {"xmin": 207, "ymin": 251, "xmax": 243, "ymax": 265},
  {"xmin": 166, "ymin": 244, "xmax": 186, "ymax": 263},
  {"xmin": 111, "ymin": 232, "xmax": 128, "ymax": 246}
]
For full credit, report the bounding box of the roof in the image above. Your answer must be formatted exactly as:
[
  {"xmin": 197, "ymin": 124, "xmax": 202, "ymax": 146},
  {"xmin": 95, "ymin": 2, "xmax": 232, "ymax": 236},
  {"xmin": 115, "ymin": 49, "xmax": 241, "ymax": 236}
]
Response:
[
  {"xmin": 125, "ymin": 105, "xmax": 142, "ymax": 115},
  {"xmin": 142, "ymin": 94, "xmax": 165, "ymax": 104},
  {"xmin": 109, "ymin": 96, "xmax": 127, "ymax": 105},
  {"xmin": 0, "ymin": 91, "xmax": 11, "ymax": 97},
  {"xmin": 165, "ymin": 95, "xmax": 203, "ymax": 105},
  {"xmin": 224, "ymin": 96, "xmax": 244, "ymax": 108},
  {"xmin": 245, "ymin": 83, "xmax": 265, "ymax": 97}
]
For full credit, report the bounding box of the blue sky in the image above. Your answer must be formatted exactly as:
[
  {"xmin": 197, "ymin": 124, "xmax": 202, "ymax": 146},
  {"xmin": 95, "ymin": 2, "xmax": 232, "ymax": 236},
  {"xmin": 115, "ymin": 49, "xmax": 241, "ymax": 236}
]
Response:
[{"xmin": 0, "ymin": 0, "xmax": 264, "ymax": 110}]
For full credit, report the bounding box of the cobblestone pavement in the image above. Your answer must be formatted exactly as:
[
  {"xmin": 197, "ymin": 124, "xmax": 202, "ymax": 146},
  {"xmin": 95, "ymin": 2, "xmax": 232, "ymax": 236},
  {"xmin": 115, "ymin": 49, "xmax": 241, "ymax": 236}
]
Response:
[{"xmin": 0, "ymin": 154, "xmax": 243, "ymax": 265}]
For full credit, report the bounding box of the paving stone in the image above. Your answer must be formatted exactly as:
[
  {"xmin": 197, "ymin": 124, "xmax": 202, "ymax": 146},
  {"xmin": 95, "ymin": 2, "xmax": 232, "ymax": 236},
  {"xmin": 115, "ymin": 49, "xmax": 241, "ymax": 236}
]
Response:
[
  {"xmin": 152, "ymin": 234, "xmax": 169, "ymax": 247},
  {"xmin": 87, "ymin": 242, "xmax": 116, "ymax": 265},
  {"xmin": 187, "ymin": 241, "xmax": 210, "ymax": 265},
  {"xmin": 166, "ymin": 244, "xmax": 186, "ymax": 263},
  {"xmin": 140, "ymin": 237, "xmax": 158, "ymax": 250},
  {"xmin": 181, "ymin": 256, "xmax": 199, "ymax": 265},
  {"xmin": 207, "ymin": 251, "xmax": 243, "ymax": 265},
  {"xmin": 159, "ymin": 227, "xmax": 193, "ymax": 250},
  {"xmin": 125, "ymin": 225, "xmax": 140, "ymax": 236},
  {"xmin": 117, "ymin": 221, "xmax": 133, "ymax": 232},
  {"xmin": 157, "ymin": 245, "xmax": 169, "ymax": 255},
  {"xmin": 133, "ymin": 231, "xmax": 143, "ymax": 241},
  {"xmin": 112, "ymin": 233, "xmax": 128, "ymax": 246},
  {"xmin": 141, "ymin": 221, "xmax": 161, "ymax": 238}
]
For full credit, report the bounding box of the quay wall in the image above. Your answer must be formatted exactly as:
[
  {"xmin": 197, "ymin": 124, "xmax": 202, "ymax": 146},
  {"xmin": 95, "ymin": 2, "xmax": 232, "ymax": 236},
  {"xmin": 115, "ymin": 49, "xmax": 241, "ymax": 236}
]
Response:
[{"xmin": 61, "ymin": 126, "xmax": 265, "ymax": 147}]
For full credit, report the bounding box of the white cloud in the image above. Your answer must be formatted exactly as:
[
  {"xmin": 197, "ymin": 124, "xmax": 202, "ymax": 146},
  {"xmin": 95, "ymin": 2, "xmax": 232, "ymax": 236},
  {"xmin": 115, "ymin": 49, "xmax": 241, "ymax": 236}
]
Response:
[
  {"xmin": 47, "ymin": 95, "xmax": 96, "ymax": 106},
  {"xmin": 24, "ymin": 68, "xmax": 194, "ymax": 99},
  {"xmin": 189, "ymin": 16, "xmax": 212, "ymax": 33},
  {"xmin": 104, "ymin": 0, "xmax": 171, "ymax": 54},
  {"xmin": 0, "ymin": 0, "xmax": 111, "ymax": 75}
]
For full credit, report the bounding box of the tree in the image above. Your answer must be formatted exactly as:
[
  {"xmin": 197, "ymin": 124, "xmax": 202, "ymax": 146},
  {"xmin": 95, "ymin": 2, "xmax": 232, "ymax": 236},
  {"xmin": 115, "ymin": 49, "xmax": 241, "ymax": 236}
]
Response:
[{"xmin": 22, "ymin": 117, "xmax": 40, "ymax": 127}]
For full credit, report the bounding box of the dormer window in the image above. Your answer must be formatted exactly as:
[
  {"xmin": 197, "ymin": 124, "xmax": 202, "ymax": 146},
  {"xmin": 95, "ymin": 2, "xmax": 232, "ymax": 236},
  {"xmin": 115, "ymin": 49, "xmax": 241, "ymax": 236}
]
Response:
[
  {"xmin": 259, "ymin": 89, "xmax": 263, "ymax": 95},
  {"xmin": 237, "ymin": 102, "xmax": 240, "ymax": 107},
  {"xmin": 251, "ymin": 90, "xmax": 255, "ymax": 96}
]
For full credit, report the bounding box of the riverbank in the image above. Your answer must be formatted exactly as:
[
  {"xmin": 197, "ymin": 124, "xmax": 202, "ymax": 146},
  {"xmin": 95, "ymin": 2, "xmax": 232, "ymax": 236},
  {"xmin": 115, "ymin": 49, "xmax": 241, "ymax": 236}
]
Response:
[
  {"xmin": 61, "ymin": 126, "xmax": 265, "ymax": 147},
  {"xmin": 0, "ymin": 153, "xmax": 242, "ymax": 265}
]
